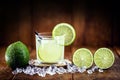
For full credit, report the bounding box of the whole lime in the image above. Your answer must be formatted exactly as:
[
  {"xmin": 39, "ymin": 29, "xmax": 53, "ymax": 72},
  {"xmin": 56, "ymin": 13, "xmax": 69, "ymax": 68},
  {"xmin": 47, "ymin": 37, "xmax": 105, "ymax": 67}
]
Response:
[{"xmin": 5, "ymin": 41, "xmax": 30, "ymax": 69}]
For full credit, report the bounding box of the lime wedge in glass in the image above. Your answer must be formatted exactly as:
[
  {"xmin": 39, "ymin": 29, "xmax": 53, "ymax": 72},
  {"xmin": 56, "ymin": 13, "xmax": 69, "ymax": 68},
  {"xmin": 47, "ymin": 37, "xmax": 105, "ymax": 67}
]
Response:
[
  {"xmin": 73, "ymin": 48, "xmax": 93, "ymax": 69},
  {"xmin": 94, "ymin": 48, "xmax": 115, "ymax": 69},
  {"xmin": 52, "ymin": 23, "xmax": 76, "ymax": 46}
]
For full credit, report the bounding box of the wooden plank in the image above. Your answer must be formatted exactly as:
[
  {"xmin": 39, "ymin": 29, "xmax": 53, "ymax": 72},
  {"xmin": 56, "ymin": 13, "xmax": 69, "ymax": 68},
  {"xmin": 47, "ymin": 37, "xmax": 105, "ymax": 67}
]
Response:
[
  {"xmin": 73, "ymin": 69, "xmax": 120, "ymax": 80},
  {"xmin": 18, "ymin": 1, "xmax": 32, "ymax": 47},
  {"xmin": 114, "ymin": 47, "xmax": 120, "ymax": 57},
  {"xmin": 0, "ymin": 47, "xmax": 120, "ymax": 80},
  {"xmin": 0, "ymin": 47, "xmax": 14, "ymax": 80},
  {"xmin": 13, "ymin": 73, "xmax": 72, "ymax": 80},
  {"xmin": 72, "ymin": 1, "xmax": 86, "ymax": 47},
  {"xmin": 0, "ymin": 67, "xmax": 14, "ymax": 80},
  {"xmin": 84, "ymin": 13, "xmax": 112, "ymax": 47}
]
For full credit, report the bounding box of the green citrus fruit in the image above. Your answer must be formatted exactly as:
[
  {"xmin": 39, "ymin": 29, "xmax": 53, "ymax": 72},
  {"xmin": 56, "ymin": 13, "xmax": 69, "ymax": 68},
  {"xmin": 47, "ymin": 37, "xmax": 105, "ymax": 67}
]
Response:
[
  {"xmin": 52, "ymin": 23, "xmax": 76, "ymax": 46},
  {"xmin": 73, "ymin": 48, "xmax": 93, "ymax": 69},
  {"xmin": 5, "ymin": 41, "xmax": 30, "ymax": 69},
  {"xmin": 94, "ymin": 48, "xmax": 115, "ymax": 69}
]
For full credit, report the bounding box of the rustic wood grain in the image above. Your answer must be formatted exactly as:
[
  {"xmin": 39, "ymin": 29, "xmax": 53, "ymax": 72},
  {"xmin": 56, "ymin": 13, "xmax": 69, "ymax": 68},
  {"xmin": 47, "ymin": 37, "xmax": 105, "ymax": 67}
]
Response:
[
  {"xmin": 18, "ymin": 2, "xmax": 32, "ymax": 47},
  {"xmin": 13, "ymin": 73, "xmax": 72, "ymax": 80},
  {"xmin": 1, "ymin": 0, "xmax": 120, "ymax": 48},
  {"xmin": 0, "ymin": 48, "xmax": 14, "ymax": 80},
  {"xmin": 0, "ymin": 47, "xmax": 120, "ymax": 80},
  {"xmin": 114, "ymin": 47, "xmax": 120, "ymax": 57},
  {"xmin": 0, "ymin": 1, "xmax": 120, "ymax": 80}
]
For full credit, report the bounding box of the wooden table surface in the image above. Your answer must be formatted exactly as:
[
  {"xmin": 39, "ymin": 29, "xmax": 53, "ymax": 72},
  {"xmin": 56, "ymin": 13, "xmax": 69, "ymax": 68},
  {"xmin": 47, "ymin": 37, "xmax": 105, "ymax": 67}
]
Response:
[{"xmin": 0, "ymin": 47, "xmax": 120, "ymax": 80}]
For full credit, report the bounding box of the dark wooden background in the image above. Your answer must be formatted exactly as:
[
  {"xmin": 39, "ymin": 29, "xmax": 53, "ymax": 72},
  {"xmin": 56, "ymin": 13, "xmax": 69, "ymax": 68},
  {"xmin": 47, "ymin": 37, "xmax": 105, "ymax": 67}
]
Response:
[
  {"xmin": 0, "ymin": 0, "xmax": 120, "ymax": 48},
  {"xmin": 0, "ymin": 1, "xmax": 120, "ymax": 79}
]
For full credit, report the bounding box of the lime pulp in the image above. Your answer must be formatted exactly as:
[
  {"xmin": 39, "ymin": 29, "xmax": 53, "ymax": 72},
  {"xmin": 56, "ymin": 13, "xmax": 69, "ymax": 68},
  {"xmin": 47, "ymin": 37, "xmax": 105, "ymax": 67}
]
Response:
[{"xmin": 73, "ymin": 48, "xmax": 93, "ymax": 69}]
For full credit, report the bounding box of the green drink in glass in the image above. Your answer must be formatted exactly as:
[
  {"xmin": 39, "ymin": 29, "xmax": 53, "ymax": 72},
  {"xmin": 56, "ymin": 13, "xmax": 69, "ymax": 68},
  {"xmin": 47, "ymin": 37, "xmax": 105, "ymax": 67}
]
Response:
[{"xmin": 35, "ymin": 32, "xmax": 64, "ymax": 63}]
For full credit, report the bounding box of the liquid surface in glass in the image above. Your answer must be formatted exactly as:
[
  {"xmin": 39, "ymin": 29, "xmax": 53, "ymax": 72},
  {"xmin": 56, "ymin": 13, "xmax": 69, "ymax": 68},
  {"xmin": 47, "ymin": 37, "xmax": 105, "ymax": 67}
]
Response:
[{"xmin": 36, "ymin": 33, "xmax": 64, "ymax": 63}]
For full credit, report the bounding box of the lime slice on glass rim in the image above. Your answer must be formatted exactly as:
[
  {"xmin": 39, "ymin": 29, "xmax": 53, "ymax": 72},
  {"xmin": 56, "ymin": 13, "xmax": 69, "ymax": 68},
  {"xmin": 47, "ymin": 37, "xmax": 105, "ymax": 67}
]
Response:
[
  {"xmin": 73, "ymin": 48, "xmax": 93, "ymax": 69},
  {"xmin": 52, "ymin": 23, "xmax": 76, "ymax": 46},
  {"xmin": 94, "ymin": 48, "xmax": 115, "ymax": 69}
]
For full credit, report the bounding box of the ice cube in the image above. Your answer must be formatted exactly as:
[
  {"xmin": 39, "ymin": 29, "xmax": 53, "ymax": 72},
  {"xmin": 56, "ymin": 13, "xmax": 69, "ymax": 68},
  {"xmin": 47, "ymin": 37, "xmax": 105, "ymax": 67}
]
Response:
[
  {"xmin": 64, "ymin": 59, "xmax": 72, "ymax": 64},
  {"xmin": 29, "ymin": 59, "xmax": 41, "ymax": 66},
  {"xmin": 66, "ymin": 63, "xmax": 74, "ymax": 73},
  {"xmin": 78, "ymin": 66, "xmax": 86, "ymax": 73},
  {"xmin": 34, "ymin": 60, "xmax": 41, "ymax": 65},
  {"xmin": 56, "ymin": 67, "xmax": 67, "ymax": 74},
  {"xmin": 37, "ymin": 67, "xmax": 46, "ymax": 77},
  {"xmin": 53, "ymin": 66, "xmax": 58, "ymax": 71},
  {"xmin": 12, "ymin": 70, "xmax": 18, "ymax": 74},
  {"xmin": 29, "ymin": 59, "xmax": 34, "ymax": 65},
  {"xmin": 71, "ymin": 65, "xmax": 79, "ymax": 73},
  {"xmin": 26, "ymin": 66, "xmax": 32, "ymax": 70},
  {"xmin": 22, "ymin": 66, "xmax": 33, "ymax": 74},
  {"xmin": 33, "ymin": 67, "xmax": 39, "ymax": 73},
  {"xmin": 36, "ymin": 67, "xmax": 42, "ymax": 74},
  {"xmin": 30, "ymin": 67, "xmax": 37, "ymax": 75},
  {"xmin": 98, "ymin": 69, "xmax": 104, "ymax": 72},
  {"xmin": 16, "ymin": 68, "xmax": 23, "ymax": 73},
  {"xmin": 87, "ymin": 69, "xmax": 93, "ymax": 74},
  {"xmin": 78, "ymin": 68, "xmax": 83, "ymax": 73},
  {"xmin": 91, "ymin": 66, "xmax": 98, "ymax": 72},
  {"xmin": 46, "ymin": 65, "xmax": 56, "ymax": 75}
]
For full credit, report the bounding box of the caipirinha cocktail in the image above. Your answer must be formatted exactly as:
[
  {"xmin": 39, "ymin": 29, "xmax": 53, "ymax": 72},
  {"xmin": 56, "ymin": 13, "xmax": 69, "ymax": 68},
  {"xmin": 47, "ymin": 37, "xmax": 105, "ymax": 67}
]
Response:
[{"xmin": 36, "ymin": 33, "xmax": 64, "ymax": 63}]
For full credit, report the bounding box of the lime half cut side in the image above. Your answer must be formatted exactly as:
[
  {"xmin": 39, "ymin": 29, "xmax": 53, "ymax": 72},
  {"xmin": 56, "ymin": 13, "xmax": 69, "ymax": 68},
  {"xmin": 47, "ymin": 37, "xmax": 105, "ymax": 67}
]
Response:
[
  {"xmin": 73, "ymin": 48, "xmax": 93, "ymax": 69},
  {"xmin": 94, "ymin": 48, "xmax": 115, "ymax": 69},
  {"xmin": 52, "ymin": 23, "xmax": 76, "ymax": 46}
]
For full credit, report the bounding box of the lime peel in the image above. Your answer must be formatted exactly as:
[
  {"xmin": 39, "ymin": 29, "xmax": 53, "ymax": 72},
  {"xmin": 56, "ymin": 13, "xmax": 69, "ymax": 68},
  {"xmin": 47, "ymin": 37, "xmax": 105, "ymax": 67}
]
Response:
[{"xmin": 5, "ymin": 41, "xmax": 30, "ymax": 69}]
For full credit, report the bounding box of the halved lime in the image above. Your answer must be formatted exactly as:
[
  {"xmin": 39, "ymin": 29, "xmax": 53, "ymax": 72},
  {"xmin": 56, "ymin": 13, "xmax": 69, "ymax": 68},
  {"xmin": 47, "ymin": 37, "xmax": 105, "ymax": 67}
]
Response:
[
  {"xmin": 73, "ymin": 48, "xmax": 93, "ymax": 69},
  {"xmin": 94, "ymin": 48, "xmax": 115, "ymax": 69},
  {"xmin": 52, "ymin": 23, "xmax": 76, "ymax": 46}
]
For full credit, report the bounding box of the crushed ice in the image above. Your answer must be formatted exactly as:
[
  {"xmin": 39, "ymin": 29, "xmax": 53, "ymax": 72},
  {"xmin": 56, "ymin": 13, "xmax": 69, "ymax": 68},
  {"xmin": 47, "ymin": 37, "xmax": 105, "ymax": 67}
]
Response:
[{"xmin": 12, "ymin": 59, "xmax": 104, "ymax": 77}]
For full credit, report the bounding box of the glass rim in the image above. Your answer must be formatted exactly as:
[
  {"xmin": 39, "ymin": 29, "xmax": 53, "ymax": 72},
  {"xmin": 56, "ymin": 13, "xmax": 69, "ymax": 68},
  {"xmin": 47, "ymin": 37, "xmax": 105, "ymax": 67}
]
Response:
[
  {"xmin": 35, "ymin": 32, "xmax": 52, "ymax": 39},
  {"xmin": 35, "ymin": 32, "xmax": 64, "ymax": 40},
  {"xmin": 38, "ymin": 32, "xmax": 52, "ymax": 35}
]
